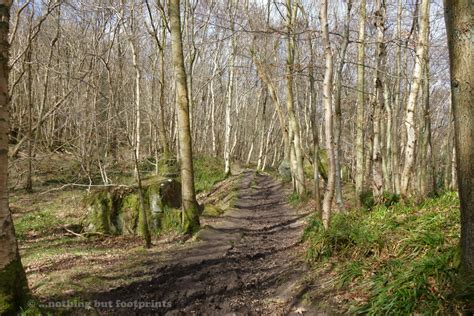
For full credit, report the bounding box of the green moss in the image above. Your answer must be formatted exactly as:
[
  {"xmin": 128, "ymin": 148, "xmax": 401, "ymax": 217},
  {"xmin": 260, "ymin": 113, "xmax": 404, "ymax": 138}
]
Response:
[
  {"xmin": 0, "ymin": 257, "xmax": 29, "ymax": 315},
  {"xmin": 85, "ymin": 190, "xmax": 114, "ymax": 234},
  {"xmin": 182, "ymin": 204, "xmax": 200, "ymax": 235},
  {"xmin": 202, "ymin": 204, "xmax": 224, "ymax": 217},
  {"xmin": 120, "ymin": 194, "xmax": 140, "ymax": 235}
]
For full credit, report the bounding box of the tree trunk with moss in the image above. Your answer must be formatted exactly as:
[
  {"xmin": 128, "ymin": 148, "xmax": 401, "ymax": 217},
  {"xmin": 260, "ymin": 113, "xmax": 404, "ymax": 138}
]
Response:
[
  {"xmin": 169, "ymin": 0, "xmax": 200, "ymax": 234},
  {"xmin": 444, "ymin": 0, "xmax": 474, "ymax": 281},
  {"xmin": 0, "ymin": 1, "xmax": 29, "ymax": 313}
]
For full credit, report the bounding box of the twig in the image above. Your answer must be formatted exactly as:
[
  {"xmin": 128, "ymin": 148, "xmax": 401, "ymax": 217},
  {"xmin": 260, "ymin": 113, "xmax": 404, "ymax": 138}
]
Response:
[{"xmin": 39, "ymin": 183, "xmax": 131, "ymax": 195}]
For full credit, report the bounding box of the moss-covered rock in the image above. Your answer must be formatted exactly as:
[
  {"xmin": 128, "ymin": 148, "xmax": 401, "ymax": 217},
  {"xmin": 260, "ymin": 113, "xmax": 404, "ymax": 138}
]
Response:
[
  {"xmin": 120, "ymin": 193, "xmax": 140, "ymax": 234},
  {"xmin": 84, "ymin": 178, "xmax": 183, "ymax": 236},
  {"xmin": 278, "ymin": 160, "xmax": 292, "ymax": 182},
  {"xmin": 84, "ymin": 190, "xmax": 115, "ymax": 234},
  {"xmin": 0, "ymin": 257, "xmax": 29, "ymax": 315}
]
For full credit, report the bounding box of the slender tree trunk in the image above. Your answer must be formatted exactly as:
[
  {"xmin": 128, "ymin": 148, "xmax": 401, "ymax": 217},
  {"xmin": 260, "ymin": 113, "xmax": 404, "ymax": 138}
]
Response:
[
  {"xmin": 285, "ymin": 0, "xmax": 305, "ymax": 195},
  {"xmin": 320, "ymin": 0, "xmax": 335, "ymax": 228},
  {"xmin": 372, "ymin": 0, "xmax": 386, "ymax": 200},
  {"xmin": 251, "ymin": 47, "xmax": 290, "ymax": 162},
  {"xmin": 392, "ymin": 0, "xmax": 403, "ymax": 194},
  {"xmin": 419, "ymin": 57, "xmax": 435, "ymax": 197},
  {"xmin": 159, "ymin": 22, "xmax": 170, "ymax": 160},
  {"xmin": 451, "ymin": 145, "xmax": 457, "ymax": 190},
  {"xmin": 401, "ymin": 0, "xmax": 430, "ymax": 197},
  {"xmin": 444, "ymin": 0, "xmax": 474, "ymax": 282},
  {"xmin": 224, "ymin": 15, "xmax": 236, "ymax": 177},
  {"xmin": 169, "ymin": 0, "xmax": 200, "ymax": 234},
  {"xmin": 383, "ymin": 78, "xmax": 393, "ymax": 192},
  {"xmin": 333, "ymin": 0, "xmax": 351, "ymax": 211},
  {"xmin": 308, "ymin": 38, "xmax": 321, "ymax": 214},
  {"xmin": 308, "ymin": 38, "xmax": 321, "ymax": 213},
  {"xmin": 25, "ymin": 46, "xmax": 33, "ymax": 192},
  {"xmin": 210, "ymin": 44, "xmax": 220, "ymax": 157},
  {"xmin": 128, "ymin": 9, "xmax": 142, "ymax": 176},
  {"xmin": 0, "ymin": 2, "xmax": 29, "ymax": 313},
  {"xmin": 355, "ymin": 0, "xmax": 366, "ymax": 205}
]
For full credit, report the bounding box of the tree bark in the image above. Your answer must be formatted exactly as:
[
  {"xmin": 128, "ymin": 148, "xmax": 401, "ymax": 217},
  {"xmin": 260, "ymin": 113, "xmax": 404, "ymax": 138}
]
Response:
[
  {"xmin": 169, "ymin": 0, "xmax": 200, "ymax": 234},
  {"xmin": 401, "ymin": 0, "xmax": 430, "ymax": 197},
  {"xmin": 333, "ymin": 0, "xmax": 351, "ymax": 211},
  {"xmin": 308, "ymin": 37, "xmax": 321, "ymax": 213},
  {"xmin": 285, "ymin": 0, "xmax": 305, "ymax": 195},
  {"xmin": 372, "ymin": 0, "xmax": 386, "ymax": 200},
  {"xmin": 355, "ymin": 0, "xmax": 366, "ymax": 205},
  {"xmin": 320, "ymin": 0, "xmax": 335, "ymax": 228},
  {"xmin": 0, "ymin": 1, "xmax": 29, "ymax": 313},
  {"xmin": 392, "ymin": 0, "xmax": 402, "ymax": 194},
  {"xmin": 444, "ymin": 0, "xmax": 473, "ymax": 278},
  {"xmin": 224, "ymin": 4, "xmax": 236, "ymax": 177}
]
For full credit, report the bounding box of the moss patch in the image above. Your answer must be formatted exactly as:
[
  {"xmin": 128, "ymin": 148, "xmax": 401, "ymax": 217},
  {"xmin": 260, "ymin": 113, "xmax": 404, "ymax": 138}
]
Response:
[
  {"xmin": 202, "ymin": 204, "xmax": 224, "ymax": 217},
  {"xmin": 0, "ymin": 257, "xmax": 29, "ymax": 315},
  {"xmin": 182, "ymin": 204, "xmax": 200, "ymax": 235}
]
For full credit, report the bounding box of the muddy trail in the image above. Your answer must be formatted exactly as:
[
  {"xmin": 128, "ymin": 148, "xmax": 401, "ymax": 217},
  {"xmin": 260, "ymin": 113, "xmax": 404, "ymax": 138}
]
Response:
[{"xmin": 93, "ymin": 171, "xmax": 314, "ymax": 315}]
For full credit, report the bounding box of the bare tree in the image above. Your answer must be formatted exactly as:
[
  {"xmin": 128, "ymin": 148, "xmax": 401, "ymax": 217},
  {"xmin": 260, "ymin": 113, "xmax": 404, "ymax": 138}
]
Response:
[
  {"xmin": 0, "ymin": 1, "xmax": 29, "ymax": 313},
  {"xmin": 320, "ymin": 0, "xmax": 335, "ymax": 228},
  {"xmin": 355, "ymin": 0, "xmax": 366, "ymax": 205},
  {"xmin": 285, "ymin": 0, "xmax": 305, "ymax": 195},
  {"xmin": 169, "ymin": 0, "xmax": 199, "ymax": 234},
  {"xmin": 444, "ymin": 0, "xmax": 473, "ymax": 280},
  {"xmin": 401, "ymin": 0, "xmax": 430, "ymax": 197}
]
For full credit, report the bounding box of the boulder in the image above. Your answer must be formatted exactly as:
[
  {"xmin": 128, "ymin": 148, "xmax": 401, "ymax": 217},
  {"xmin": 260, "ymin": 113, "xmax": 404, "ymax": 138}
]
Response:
[
  {"xmin": 84, "ymin": 178, "xmax": 182, "ymax": 235},
  {"xmin": 278, "ymin": 160, "xmax": 292, "ymax": 182}
]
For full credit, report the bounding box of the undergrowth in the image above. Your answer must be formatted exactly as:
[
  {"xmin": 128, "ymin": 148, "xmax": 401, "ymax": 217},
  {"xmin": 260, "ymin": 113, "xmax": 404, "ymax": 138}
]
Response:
[
  {"xmin": 303, "ymin": 191, "xmax": 472, "ymax": 314},
  {"xmin": 193, "ymin": 156, "xmax": 225, "ymax": 193}
]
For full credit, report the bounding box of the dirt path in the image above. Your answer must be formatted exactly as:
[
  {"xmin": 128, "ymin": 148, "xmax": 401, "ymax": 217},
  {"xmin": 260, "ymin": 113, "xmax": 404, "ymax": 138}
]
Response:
[{"xmin": 95, "ymin": 171, "xmax": 314, "ymax": 315}]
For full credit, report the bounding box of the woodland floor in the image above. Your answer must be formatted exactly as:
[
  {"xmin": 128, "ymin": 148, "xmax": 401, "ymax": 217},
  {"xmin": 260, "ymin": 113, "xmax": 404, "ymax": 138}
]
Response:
[
  {"xmin": 85, "ymin": 171, "xmax": 319, "ymax": 315},
  {"xmin": 14, "ymin": 168, "xmax": 337, "ymax": 315}
]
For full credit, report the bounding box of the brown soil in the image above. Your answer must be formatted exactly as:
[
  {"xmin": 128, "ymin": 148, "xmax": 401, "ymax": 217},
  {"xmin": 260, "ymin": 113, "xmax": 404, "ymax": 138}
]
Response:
[{"xmin": 71, "ymin": 171, "xmax": 320, "ymax": 315}]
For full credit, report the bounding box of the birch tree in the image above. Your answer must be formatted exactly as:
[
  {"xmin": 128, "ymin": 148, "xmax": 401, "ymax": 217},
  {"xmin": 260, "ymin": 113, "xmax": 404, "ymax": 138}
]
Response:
[
  {"xmin": 285, "ymin": 0, "xmax": 305, "ymax": 195},
  {"xmin": 401, "ymin": 0, "xmax": 430, "ymax": 197},
  {"xmin": 372, "ymin": 0, "xmax": 386, "ymax": 200},
  {"xmin": 355, "ymin": 0, "xmax": 366, "ymax": 205},
  {"xmin": 0, "ymin": 1, "xmax": 29, "ymax": 313},
  {"xmin": 320, "ymin": 0, "xmax": 335, "ymax": 228}
]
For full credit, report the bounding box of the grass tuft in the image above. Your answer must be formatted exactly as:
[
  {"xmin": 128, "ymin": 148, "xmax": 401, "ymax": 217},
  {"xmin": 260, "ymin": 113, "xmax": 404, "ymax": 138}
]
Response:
[
  {"xmin": 304, "ymin": 191, "xmax": 470, "ymax": 314},
  {"xmin": 193, "ymin": 156, "xmax": 225, "ymax": 193}
]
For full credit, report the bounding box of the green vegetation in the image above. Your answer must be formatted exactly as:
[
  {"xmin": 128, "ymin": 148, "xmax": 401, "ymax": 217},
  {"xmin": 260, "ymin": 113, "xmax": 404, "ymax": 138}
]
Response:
[
  {"xmin": 193, "ymin": 156, "xmax": 225, "ymax": 193},
  {"xmin": 358, "ymin": 190, "xmax": 400, "ymax": 210},
  {"xmin": 15, "ymin": 209, "xmax": 63, "ymax": 241},
  {"xmin": 0, "ymin": 258, "xmax": 29, "ymax": 315},
  {"xmin": 303, "ymin": 192, "xmax": 471, "ymax": 314},
  {"xmin": 202, "ymin": 204, "xmax": 225, "ymax": 217},
  {"xmin": 288, "ymin": 191, "xmax": 311, "ymax": 206}
]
